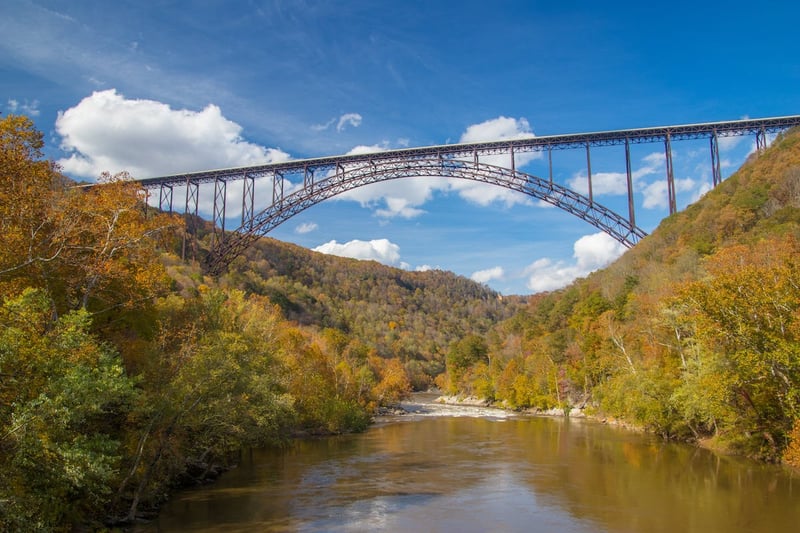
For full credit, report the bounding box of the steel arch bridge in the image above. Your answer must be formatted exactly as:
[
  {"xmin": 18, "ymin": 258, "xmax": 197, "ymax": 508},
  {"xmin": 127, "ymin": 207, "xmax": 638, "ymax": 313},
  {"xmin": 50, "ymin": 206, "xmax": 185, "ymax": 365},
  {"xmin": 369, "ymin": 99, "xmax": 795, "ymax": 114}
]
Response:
[{"xmin": 136, "ymin": 115, "xmax": 800, "ymax": 275}]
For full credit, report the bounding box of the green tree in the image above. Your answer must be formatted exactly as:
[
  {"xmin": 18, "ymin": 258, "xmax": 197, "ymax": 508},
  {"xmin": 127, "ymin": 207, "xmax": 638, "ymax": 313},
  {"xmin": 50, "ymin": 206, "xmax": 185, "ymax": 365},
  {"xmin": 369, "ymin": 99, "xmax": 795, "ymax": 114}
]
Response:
[
  {"xmin": 0, "ymin": 289, "xmax": 136, "ymax": 531},
  {"xmin": 672, "ymin": 238, "xmax": 800, "ymax": 458}
]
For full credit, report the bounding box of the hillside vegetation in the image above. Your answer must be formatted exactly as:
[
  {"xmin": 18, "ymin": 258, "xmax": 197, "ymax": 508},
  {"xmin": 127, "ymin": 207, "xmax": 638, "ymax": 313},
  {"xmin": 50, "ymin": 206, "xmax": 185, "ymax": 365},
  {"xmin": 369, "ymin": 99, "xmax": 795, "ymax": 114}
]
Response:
[
  {"xmin": 217, "ymin": 237, "xmax": 522, "ymax": 387},
  {"xmin": 0, "ymin": 116, "xmax": 409, "ymax": 529},
  {"xmin": 445, "ymin": 128, "xmax": 800, "ymax": 464},
  {"xmin": 0, "ymin": 114, "xmax": 519, "ymax": 530},
  {"xmin": 4, "ymin": 112, "xmax": 800, "ymax": 530}
]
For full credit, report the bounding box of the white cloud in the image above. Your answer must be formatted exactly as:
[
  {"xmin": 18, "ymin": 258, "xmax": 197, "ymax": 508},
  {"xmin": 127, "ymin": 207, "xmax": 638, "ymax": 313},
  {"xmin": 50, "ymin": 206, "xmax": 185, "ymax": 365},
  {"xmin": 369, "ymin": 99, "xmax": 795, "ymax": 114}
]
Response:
[
  {"xmin": 313, "ymin": 238, "xmax": 401, "ymax": 266},
  {"xmin": 331, "ymin": 116, "xmax": 542, "ymax": 218},
  {"xmin": 718, "ymin": 134, "xmax": 743, "ymax": 152},
  {"xmin": 524, "ymin": 232, "xmax": 626, "ymax": 292},
  {"xmin": 451, "ymin": 116, "xmax": 541, "ymax": 207},
  {"xmin": 6, "ymin": 98, "xmax": 40, "ymax": 116},
  {"xmin": 459, "ymin": 116, "xmax": 534, "ymax": 144},
  {"xmin": 375, "ymin": 197, "xmax": 426, "ymax": 218},
  {"xmin": 295, "ymin": 222, "xmax": 318, "ymax": 234},
  {"xmin": 311, "ymin": 118, "xmax": 336, "ymax": 132},
  {"xmin": 312, "ymin": 112, "xmax": 363, "ymax": 133},
  {"xmin": 55, "ymin": 89, "xmax": 290, "ymax": 180},
  {"xmin": 458, "ymin": 116, "xmax": 539, "ymax": 170},
  {"xmin": 642, "ymin": 177, "xmax": 696, "ymax": 209},
  {"xmin": 471, "ymin": 266, "xmax": 504, "ymax": 284},
  {"xmin": 337, "ymin": 113, "xmax": 362, "ymax": 132},
  {"xmin": 345, "ymin": 143, "xmax": 388, "ymax": 155},
  {"xmin": 567, "ymin": 151, "xmax": 662, "ymax": 197},
  {"xmin": 335, "ymin": 176, "xmax": 436, "ymax": 219},
  {"xmin": 415, "ymin": 264, "xmax": 436, "ymax": 272}
]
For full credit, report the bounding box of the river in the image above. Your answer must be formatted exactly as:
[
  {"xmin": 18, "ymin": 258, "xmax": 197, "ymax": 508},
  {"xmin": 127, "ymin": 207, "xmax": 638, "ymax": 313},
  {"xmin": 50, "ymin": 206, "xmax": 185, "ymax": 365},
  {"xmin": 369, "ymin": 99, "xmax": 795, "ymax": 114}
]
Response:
[{"xmin": 138, "ymin": 394, "xmax": 800, "ymax": 532}]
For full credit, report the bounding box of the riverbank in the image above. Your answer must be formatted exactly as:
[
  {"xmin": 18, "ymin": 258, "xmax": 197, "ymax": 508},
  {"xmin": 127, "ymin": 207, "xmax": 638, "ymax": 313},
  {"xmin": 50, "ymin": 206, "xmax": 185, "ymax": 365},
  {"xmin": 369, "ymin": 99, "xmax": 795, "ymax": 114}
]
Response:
[{"xmin": 432, "ymin": 393, "xmax": 646, "ymax": 433}]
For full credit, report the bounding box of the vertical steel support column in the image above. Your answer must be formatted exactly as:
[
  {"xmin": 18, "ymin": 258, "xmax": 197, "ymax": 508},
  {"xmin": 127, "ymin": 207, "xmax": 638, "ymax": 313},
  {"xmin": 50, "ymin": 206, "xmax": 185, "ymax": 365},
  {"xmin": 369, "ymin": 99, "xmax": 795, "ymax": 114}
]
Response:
[
  {"xmin": 710, "ymin": 130, "xmax": 722, "ymax": 187},
  {"xmin": 509, "ymin": 144, "xmax": 515, "ymax": 174},
  {"xmin": 142, "ymin": 188, "xmax": 151, "ymax": 217},
  {"xmin": 212, "ymin": 177, "xmax": 227, "ymax": 250},
  {"xmin": 756, "ymin": 125, "xmax": 768, "ymax": 153},
  {"xmin": 304, "ymin": 165, "xmax": 314, "ymax": 192},
  {"xmin": 182, "ymin": 178, "xmax": 199, "ymax": 261},
  {"xmin": 548, "ymin": 146, "xmax": 553, "ymax": 184},
  {"xmin": 625, "ymin": 137, "xmax": 636, "ymax": 227},
  {"xmin": 665, "ymin": 133, "xmax": 676, "ymax": 214},
  {"xmin": 585, "ymin": 142, "xmax": 593, "ymax": 202},
  {"xmin": 185, "ymin": 179, "xmax": 199, "ymax": 217},
  {"xmin": 272, "ymin": 171, "xmax": 284, "ymax": 206},
  {"xmin": 473, "ymin": 150, "xmax": 479, "ymax": 169},
  {"xmin": 159, "ymin": 184, "xmax": 174, "ymax": 214},
  {"xmin": 241, "ymin": 173, "xmax": 255, "ymax": 229}
]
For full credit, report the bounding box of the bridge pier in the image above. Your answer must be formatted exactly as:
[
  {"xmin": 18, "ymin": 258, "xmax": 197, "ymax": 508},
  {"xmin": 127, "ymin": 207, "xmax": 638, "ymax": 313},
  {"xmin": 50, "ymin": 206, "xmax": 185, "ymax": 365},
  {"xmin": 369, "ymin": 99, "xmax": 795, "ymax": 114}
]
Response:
[
  {"xmin": 585, "ymin": 142, "xmax": 593, "ymax": 202},
  {"xmin": 710, "ymin": 130, "xmax": 722, "ymax": 187},
  {"xmin": 625, "ymin": 138, "xmax": 635, "ymax": 227},
  {"xmin": 665, "ymin": 133, "xmax": 676, "ymax": 214},
  {"xmin": 212, "ymin": 178, "xmax": 227, "ymax": 251},
  {"xmin": 242, "ymin": 173, "xmax": 255, "ymax": 230},
  {"xmin": 182, "ymin": 178, "xmax": 200, "ymax": 261},
  {"xmin": 159, "ymin": 183, "xmax": 173, "ymax": 214}
]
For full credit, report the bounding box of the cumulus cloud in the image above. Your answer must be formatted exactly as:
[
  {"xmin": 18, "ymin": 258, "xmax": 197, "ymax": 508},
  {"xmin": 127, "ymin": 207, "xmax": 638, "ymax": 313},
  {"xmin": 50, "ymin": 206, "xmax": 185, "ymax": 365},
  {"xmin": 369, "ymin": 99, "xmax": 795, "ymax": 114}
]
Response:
[
  {"xmin": 641, "ymin": 177, "xmax": 697, "ymax": 209},
  {"xmin": 55, "ymin": 89, "xmax": 290, "ymax": 180},
  {"xmin": 524, "ymin": 232, "xmax": 626, "ymax": 292},
  {"xmin": 345, "ymin": 143, "xmax": 388, "ymax": 156},
  {"xmin": 336, "ymin": 177, "xmax": 435, "ymax": 218},
  {"xmin": 313, "ymin": 238, "xmax": 401, "ymax": 266},
  {"xmin": 471, "ymin": 266, "xmax": 504, "ymax": 284},
  {"xmin": 718, "ymin": 134, "xmax": 744, "ymax": 152},
  {"xmin": 567, "ymin": 151, "xmax": 662, "ymax": 196},
  {"xmin": 332, "ymin": 116, "xmax": 539, "ymax": 218},
  {"xmin": 451, "ymin": 116, "xmax": 541, "ymax": 207},
  {"xmin": 295, "ymin": 222, "xmax": 318, "ymax": 234}
]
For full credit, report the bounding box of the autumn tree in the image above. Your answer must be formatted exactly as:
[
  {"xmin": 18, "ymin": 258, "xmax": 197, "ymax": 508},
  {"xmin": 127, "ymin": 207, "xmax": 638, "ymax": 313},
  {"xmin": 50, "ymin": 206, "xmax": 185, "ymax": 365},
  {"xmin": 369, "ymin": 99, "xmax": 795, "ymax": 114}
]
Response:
[
  {"xmin": 0, "ymin": 115, "xmax": 179, "ymax": 321},
  {"xmin": 0, "ymin": 289, "xmax": 137, "ymax": 531},
  {"xmin": 0, "ymin": 115, "xmax": 68, "ymax": 292},
  {"xmin": 671, "ymin": 237, "xmax": 800, "ymax": 459}
]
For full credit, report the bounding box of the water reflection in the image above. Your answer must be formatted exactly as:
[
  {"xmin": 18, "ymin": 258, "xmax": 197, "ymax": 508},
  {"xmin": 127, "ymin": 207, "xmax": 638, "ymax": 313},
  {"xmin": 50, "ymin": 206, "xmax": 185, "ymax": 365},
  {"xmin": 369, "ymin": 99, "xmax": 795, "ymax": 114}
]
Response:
[{"xmin": 140, "ymin": 400, "xmax": 799, "ymax": 532}]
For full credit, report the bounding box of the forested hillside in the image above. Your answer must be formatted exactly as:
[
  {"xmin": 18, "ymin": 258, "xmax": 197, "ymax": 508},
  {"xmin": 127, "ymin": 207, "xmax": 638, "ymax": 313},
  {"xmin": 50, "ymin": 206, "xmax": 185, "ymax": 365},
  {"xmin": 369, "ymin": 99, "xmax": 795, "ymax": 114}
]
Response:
[
  {"xmin": 0, "ymin": 115, "xmax": 420, "ymax": 530},
  {"xmin": 446, "ymin": 128, "xmax": 800, "ymax": 464},
  {"xmin": 0, "ymin": 114, "xmax": 525, "ymax": 530},
  {"xmin": 214, "ymin": 237, "xmax": 522, "ymax": 387},
  {"xmin": 5, "ymin": 111, "xmax": 800, "ymax": 530}
]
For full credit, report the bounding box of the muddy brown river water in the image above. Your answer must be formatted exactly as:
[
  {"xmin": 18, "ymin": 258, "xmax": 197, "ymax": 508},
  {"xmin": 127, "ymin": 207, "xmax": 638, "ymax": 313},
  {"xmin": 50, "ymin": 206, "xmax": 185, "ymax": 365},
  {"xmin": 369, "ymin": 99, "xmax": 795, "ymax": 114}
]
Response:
[{"xmin": 138, "ymin": 394, "xmax": 800, "ymax": 532}]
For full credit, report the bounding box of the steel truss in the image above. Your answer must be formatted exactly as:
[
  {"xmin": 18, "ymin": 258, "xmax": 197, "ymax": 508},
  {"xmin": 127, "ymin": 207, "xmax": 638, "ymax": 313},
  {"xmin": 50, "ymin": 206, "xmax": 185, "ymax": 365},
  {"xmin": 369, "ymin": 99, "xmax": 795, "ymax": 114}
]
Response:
[
  {"xmin": 131, "ymin": 115, "xmax": 800, "ymax": 275},
  {"xmin": 205, "ymin": 159, "xmax": 646, "ymax": 275}
]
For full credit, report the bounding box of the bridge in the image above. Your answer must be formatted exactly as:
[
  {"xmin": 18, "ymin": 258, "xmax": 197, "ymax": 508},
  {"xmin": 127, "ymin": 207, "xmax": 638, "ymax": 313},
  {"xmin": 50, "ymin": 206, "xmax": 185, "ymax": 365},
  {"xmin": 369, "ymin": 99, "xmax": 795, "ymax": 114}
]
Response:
[{"xmin": 137, "ymin": 115, "xmax": 800, "ymax": 275}]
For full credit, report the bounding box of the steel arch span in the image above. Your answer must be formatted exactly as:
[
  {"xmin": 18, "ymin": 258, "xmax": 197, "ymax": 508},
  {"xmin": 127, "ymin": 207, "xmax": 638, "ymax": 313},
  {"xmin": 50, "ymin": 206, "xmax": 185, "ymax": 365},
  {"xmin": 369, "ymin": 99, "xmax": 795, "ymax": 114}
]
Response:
[{"xmin": 205, "ymin": 157, "xmax": 647, "ymax": 275}]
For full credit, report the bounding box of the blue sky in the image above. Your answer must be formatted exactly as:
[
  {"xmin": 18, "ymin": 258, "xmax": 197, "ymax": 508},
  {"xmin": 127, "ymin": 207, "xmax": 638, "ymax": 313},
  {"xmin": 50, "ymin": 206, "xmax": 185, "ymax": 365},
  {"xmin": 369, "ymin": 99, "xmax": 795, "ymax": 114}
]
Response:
[{"xmin": 2, "ymin": 1, "xmax": 799, "ymax": 294}]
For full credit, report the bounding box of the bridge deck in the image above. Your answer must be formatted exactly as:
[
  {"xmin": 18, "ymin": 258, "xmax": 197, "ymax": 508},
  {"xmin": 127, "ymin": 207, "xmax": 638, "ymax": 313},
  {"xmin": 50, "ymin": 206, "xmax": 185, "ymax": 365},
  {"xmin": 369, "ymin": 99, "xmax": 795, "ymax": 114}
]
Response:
[{"xmin": 138, "ymin": 115, "xmax": 800, "ymax": 187}]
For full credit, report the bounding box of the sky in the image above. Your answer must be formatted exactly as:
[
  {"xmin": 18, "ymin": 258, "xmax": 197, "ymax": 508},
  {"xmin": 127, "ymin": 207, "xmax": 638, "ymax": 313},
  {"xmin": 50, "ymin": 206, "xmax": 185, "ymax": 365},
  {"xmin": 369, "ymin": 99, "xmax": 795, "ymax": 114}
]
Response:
[{"xmin": 2, "ymin": 1, "xmax": 799, "ymax": 295}]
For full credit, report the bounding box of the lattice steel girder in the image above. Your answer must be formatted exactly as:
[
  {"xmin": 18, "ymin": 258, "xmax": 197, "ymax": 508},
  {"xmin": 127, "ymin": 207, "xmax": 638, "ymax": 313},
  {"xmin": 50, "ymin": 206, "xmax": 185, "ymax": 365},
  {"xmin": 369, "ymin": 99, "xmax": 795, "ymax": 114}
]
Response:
[
  {"xmin": 159, "ymin": 184, "xmax": 173, "ymax": 214},
  {"xmin": 185, "ymin": 178, "xmax": 199, "ymax": 216},
  {"xmin": 139, "ymin": 115, "xmax": 800, "ymax": 191},
  {"xmin": 242, "ymin": 173, "xmax": 255, "ymax": 229},
  {"xmin": 206, "ymin": 158, "xmax": 646, "ymax": 274},
  {"xmin": 212, "ymin": 178, "xmax": 227, "ymax": 247}
]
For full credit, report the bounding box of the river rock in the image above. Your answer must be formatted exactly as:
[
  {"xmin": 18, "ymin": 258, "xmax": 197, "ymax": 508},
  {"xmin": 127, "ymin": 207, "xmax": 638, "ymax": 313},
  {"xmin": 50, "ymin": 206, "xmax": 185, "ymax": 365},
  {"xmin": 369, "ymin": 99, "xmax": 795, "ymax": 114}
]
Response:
[{"xmin": 435, "ymin": 395, "xmax": 490, "ymax": 407}]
